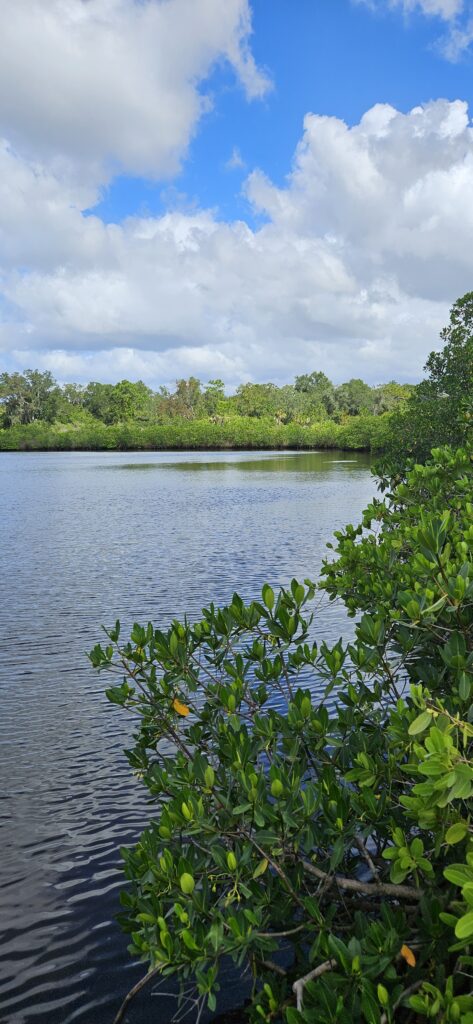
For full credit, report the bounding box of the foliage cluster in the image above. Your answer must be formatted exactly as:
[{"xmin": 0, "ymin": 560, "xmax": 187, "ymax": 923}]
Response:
[
  {"xmin": 0, "ymin": 413, "xmax": 391, "ymax": 453},
  {"xmin": 90, "ymin": 443, "xmax": 473, "ymax": 1023},
  {"xmin": 0, "ymin": 369, "xmax": 61, "ymax": 426},
  {"xmin": 380, "ymin": 293, "xmax": 473, "ymax": 469},
  {"xmin": 0, "ymin": 367, "xmax": 410, "ymax": 432}
]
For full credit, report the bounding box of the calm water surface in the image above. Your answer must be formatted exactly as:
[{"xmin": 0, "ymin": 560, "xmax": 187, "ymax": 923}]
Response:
[{"xmin": 0, "ymin": 450, "xmax": 375, "ymax": 1024}]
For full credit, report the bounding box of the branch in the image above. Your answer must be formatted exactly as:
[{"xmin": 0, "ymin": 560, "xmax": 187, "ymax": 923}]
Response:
[
  {"xmin": 249, "ymin": 836, "xmax": 306, "ymax": 909},
  {"xmin": 380, "ymin": 979, "xmax": 424, "ymax": 1024},
  {"xmin": 292, "ymin": 959, "xmax": 337, "ymax": 1011},
  {"xmin": 260, "ymin": 959, "xmax": 287, "ymax": 977},
  {"xmin": 257, "ymin": 923, "xmax": 306, "ymax": 939},
  {"xmin": 354, "ymin": 835, "xmax": 380, "ymax": 881},
  {"xmin": 112, "ymin": 965, "xmax": 161, "ymax": 1024},
  {"xmin": 302, "ymin": 861, "xmax": 423, "ymax": 901}
]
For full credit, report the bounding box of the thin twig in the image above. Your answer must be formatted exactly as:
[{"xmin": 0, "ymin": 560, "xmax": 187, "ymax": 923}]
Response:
[
  {"xmin": 249, "ymin": 836, "xmax": 306, "ymax": 909},
  {"xmin": 292, "ymin": 959, "xmax": 337, "ymax": 1011},
  {"xmin": 354, "ymin": 835, "xmax": 380, "ymax": 881},
  {"xmin": 257, "ymin": 923, "xmax": 306, "ymax": 939},
  {"xmin": 261, "ymin": 959, "xmax": 287, "ymax": 977},
  {"xmin": 112, "ymin": 965, "xmax": 161, "ymax": 1024}
]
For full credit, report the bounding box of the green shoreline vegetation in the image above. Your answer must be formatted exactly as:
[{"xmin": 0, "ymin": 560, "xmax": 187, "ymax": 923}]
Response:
[
  {"xmin": 0, "ymin": 414, "xmax": 392, "ymax": 452},
  {"xmin": 0, "ymin": 365, "xmax": 409, "ymax": 453}
]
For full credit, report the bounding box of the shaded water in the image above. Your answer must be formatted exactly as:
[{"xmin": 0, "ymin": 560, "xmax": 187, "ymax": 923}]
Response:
[{"xmin": 0, "ymin": 450, "xmax": 375, "ymax": 1024}]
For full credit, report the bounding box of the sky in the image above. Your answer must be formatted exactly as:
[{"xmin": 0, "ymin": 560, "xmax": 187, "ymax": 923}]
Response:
[{"xmin": 1, "ymin": 0, "xmax": 473, "ymax": 390}]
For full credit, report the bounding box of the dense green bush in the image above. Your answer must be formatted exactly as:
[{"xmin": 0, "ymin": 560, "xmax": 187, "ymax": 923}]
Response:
[
  {"xmin": 0, "ymin": 413, "xmax": 389, "ymax": 451},
  {"xmin": 90, "ymin": 444, "xmax": 473, "ymax": 1023},
  {"xmin": 380, "ymin": 293, "xmax": 473, "ymax": 468}
]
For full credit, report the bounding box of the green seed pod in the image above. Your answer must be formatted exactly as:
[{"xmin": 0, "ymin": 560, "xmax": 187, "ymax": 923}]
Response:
[
  {"xmin": 180, "ymin": 872, "xmax": 195, "ymax": 895},
  {"xmin": 271, "ymin": 778, "xmax": 284, "ymax": 798},
  {"xmin": 377, "ymin": 984, "xmax": 389, "ymax": 1007},
  {"xmin": 301, "ymin": 696, "xmax": 311, "ymax": 718},
  {"xmin": 227, "ymin": 851, "xmax": 237, "ymax": 871},
  {"xmin": 204, "ymin": 765, "xmax": 215, "ymax": 788},
  {"xmin": 228, "ymin": 694, "xmax": 236, "ymax": 712},
  {"xmin": 181, "ymin": 801, "xmax": 192, "ymax": 820}
]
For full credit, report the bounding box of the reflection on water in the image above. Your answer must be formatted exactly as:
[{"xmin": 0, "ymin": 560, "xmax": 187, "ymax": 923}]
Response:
[
  {"xmin": 96, "ymin": 451, "xmax": 366, "ymax": 474},
  {"xmin": 0, "ymin": 450, "xmax": 374, "ymax": 1023}
]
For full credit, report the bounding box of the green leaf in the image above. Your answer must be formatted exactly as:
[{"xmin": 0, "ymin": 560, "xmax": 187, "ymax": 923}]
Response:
[
  {"xmin": 459, "ymin": 673, "xmax": 472, "ymax": 701},
  {"xmin": 182, "ymin": 928, "xmax": 199, "ymax": 951},
  {"xmin": 408, "ymin": 711, "xmax": 433, "ymax": 736},
  {"xmin": 262, "ymin": 584, "xmax": 275, "ymax": 611},
  {"xmin": 446, "ymin": 822, "xmax": 469, "ymax": 845},
  {"xmin": 328, "ymin": 934, "xmax": 351, "ymax": 972},
  {"xmin": 253, "ymin": 857, "xmax": 269, "ymax": 879},
  {"xmin": 455, "ymin": 913, "xmax": 473, "ymax": 940},
  {"xmin": 361, "ymin": 983, "xmax": 381, "ymax": 1024},
  {"xmin": 285, "ymin": 1009, "xmax": 303, "ymax": 1024},
  {"xmin": 444, "ymin": 864, "xmax": 473, "ymax": 887}
]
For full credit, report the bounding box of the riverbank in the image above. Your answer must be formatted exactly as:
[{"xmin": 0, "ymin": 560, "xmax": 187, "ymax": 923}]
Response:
[{"xmin": 0, "ymin": 413, "xmax": 391, "ymax": 451}]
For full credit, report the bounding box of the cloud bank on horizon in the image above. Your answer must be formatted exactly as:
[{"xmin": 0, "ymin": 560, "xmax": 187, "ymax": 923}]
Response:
[{"xmin": 1, "ymin": 0, "xmax": 472, "ymax": 389}]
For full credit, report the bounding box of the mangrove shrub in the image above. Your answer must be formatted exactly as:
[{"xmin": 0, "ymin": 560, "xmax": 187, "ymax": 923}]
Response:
[{"xmin": 90, "ymin": 444, "xmax": 473, "ymax": 1023}]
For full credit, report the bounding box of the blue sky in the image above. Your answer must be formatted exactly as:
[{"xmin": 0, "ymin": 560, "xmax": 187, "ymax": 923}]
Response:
[
  {"xmin": 94, "ymin": 1, "xmax": 473, "ymax": 225},
  {"xmin": 1, "ymin": 0, "xmax": 473, "ymax": 388}
]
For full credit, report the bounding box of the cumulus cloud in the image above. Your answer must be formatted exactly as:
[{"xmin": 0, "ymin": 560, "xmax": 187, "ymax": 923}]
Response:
[
  {"xmin": 0, "ymin": 1, "xmax": 470, "ymax": 388},
  {"xmin": 1, "ymin": 98, "xmax": 472, "ymax": 387},
  {"xmin": 0, "ymin": 0, "xmax": 270, "ymax": 181}
]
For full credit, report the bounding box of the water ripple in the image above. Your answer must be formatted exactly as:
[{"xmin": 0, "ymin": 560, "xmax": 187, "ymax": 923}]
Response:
[{"xmin": 0, "ymin": 450, "xmax": 374, "ymax": 1023}]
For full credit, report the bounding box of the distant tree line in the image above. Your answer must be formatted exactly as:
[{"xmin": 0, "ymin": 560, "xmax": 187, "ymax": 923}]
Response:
[{"xmin": 0, "ymin": 368, "xmax": 412, "ymax": 429}]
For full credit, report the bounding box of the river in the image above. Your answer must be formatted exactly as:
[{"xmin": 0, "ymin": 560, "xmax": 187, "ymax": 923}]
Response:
[{"xmin": 0, "ymin": 450, "xmax": 375, "ymax": 1024}]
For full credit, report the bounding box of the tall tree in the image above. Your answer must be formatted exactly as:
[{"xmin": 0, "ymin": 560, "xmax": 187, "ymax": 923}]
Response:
[
  {"xmin": 170, "ymin": 378, "xmax": 203, "ymax": 419},
  {"xmin": 0, "ymin": 370, "xmax": 60, "ymax": 425},
  {"xmin": 335, "ymin": 378, "xmax": 374, "ymax": 416},
  {"xmin": 294, "ymin": 371, "xmax": 336, "ymax": 415},
  {"xmin": 234, "ymin": 382, "xmax": 279, "ymax": 418},
  {"xmin": 383, "ymin": 292, "xmax": 473, "ymax": 465}
]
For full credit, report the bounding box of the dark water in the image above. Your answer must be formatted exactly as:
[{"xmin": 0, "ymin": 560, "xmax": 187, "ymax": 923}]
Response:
[{"xmin": 0, "ymin": 450, "xmax": 375, "ymax": 1024}]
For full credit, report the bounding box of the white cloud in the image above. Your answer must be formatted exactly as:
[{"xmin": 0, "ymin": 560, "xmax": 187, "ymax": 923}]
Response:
[
  {"xmin": 358, "ymin": 0, "xmax": 464, "ymax": 19},
  {"xmin": 358, "ymin": 0, "xmax": 473, "ymax": 60},
  {"xmin": 2, "ymin": 2, "xmax": 470, "ymax": 389},
  {"xmin": 438, "ymin": 14, "xmax": 473, "ymax": 56},
  {"xmin": 1, "ymin": 99, "xmax": 472, "ymax": 387},
  {"xmin": 225, "ymin": 147, "xmax": 246, "ymax": 171},
  {"xmin": 0, "ymin": 0, "xmax": 270, "ymax": 182},
  {"xmin": 394, "ymin": 0, "xmax": 464, "ymax": 18}
]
